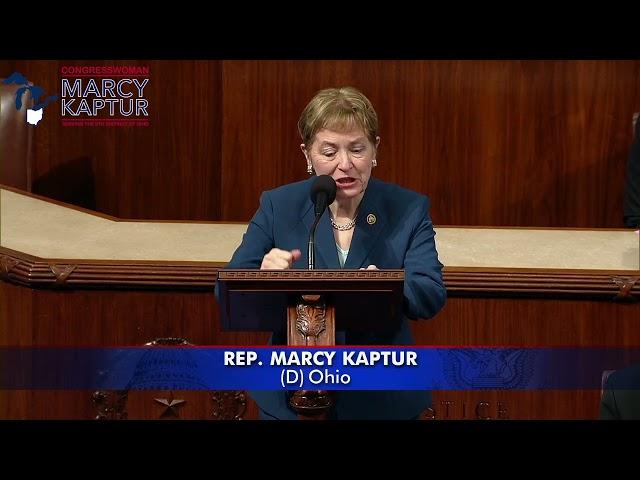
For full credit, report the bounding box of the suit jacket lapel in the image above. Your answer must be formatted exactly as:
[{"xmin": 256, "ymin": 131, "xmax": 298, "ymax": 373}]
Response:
[{"xmin": 344, "ymin": 179, "xmax": 387, "ymax": 269}]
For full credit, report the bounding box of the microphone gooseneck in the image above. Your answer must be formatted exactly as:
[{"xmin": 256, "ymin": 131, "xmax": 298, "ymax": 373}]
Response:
[{"xmin": 308, "ymin": 175, "xmax": 337, "ymax": 270}]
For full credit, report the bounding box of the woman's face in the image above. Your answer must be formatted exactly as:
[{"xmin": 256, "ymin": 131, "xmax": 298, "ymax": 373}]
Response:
[{"xmin": 302, "ymin": 128, "xmax": 379, "ymax": 201}]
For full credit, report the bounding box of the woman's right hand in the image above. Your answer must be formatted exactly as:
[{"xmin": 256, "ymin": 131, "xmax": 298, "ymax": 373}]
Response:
[{"xmin": 260, "ymin": 248, "xmax": 302, "ymax": 270}]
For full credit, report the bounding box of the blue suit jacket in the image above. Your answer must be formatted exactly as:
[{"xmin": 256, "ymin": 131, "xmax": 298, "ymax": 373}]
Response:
[
  {"xmin": 219, "ymin": 176, "xmax": 446, "ymax": 419},
  {"xmin": 600, "ymin": 364, "xmax": 640, "ymax": 419}
]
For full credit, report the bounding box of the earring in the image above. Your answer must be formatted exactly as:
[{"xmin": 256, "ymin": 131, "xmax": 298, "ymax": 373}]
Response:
[
  {"xmin": 372, "ymin": 158, "xmax": 377, "ymax": 167},
  {"xmin": 307, "ymin": 164, "xmax": 313, "ymax": 175}
]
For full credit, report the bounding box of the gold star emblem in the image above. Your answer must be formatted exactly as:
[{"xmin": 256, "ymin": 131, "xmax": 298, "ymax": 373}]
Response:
[
  {"xmin": 154, "ymin": 392, "xmax": 186, "ymax": 418},
  {"xmin": 367, "ymin": 213, "xmax": 376, "ymax": 225}
]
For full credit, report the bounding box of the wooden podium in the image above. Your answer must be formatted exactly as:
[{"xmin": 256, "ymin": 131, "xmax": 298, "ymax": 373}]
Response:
[{"xmin": 216, "ymin": 269, "xmax": 404, "ymax": 418}]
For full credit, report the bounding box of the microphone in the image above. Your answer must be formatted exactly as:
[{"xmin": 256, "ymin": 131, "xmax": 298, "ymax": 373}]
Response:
[{"xmin": 308, "ymin": 175, "xmax": 337, "ymax": 269}]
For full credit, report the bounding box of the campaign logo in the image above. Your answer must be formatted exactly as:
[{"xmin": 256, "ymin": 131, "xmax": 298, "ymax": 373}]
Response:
[
  {"xmin": 2, "ymin": 72, "xmax": 59, "ymax": 126},
  {"xmin": 60, "ymin": 65, "xmax": 150, "ymax": 127}
]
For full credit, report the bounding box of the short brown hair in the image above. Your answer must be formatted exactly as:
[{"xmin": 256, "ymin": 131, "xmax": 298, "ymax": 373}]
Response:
[{"xmin": 298, "ymin": 86, "xmax": 379, "ymax": 147}]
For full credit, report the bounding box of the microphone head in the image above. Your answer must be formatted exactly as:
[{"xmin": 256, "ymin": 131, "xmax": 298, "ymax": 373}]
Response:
[{"xmin": 310, "ymin": 175, "xmax": 337, "ymax": 215}]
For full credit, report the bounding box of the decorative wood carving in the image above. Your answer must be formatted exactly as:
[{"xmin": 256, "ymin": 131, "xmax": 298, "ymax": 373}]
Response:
[
  {"xmin": 92, "ymin": 390, "xmax": 128, "ymax": 420},
  {"xmin": 154, "ymin": 392, "xmax": 187, "ymax": 419},
  {"xmin": 220, "ymin": 270, "xmax": 404, "ymax": 280},
  {"xmin": 288, "ymin": 295, "xmax": 335, "ymax": 347},
  {"xmin": 295, "ymin": 301, "xmax": 326, "ymax": 346},
  {"xmin": 0, "ymin": 255, "xmax": 19, "ymax": 277},
  {"xmin": 286, "ymin": 294, "xmax": 335, "ymax": 419},
  {"xmin": 50, "ymin": 264, "xmax": 77, "ymax": 285},
  {"xmin": 145, "ymin": 337, "xmax": 190, "ymax": 346},
  {"xmin": 211, "ymin": 390, "xmax": 247, "ymax": 420},
  {"xmin": 612, "ymin": 276, "xmax": 639, "ymax": 299},
  {"xmin": 288, "ymin": 390, "xmax": 333, "ymax": 419}
]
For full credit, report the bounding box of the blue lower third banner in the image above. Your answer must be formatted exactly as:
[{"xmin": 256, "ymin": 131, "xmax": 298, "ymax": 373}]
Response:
[{"xmin": 2, "ymin": 346, "xmax": 640, "ymax": 390}]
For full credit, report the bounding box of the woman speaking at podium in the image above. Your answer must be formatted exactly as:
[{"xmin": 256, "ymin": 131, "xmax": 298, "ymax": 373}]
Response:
[{"xmin": 223, "ymin": 86, "xmax": 447, "ymax": 420}]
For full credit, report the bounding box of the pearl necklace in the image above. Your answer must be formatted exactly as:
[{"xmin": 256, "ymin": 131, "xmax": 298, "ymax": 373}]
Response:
[{"xmin": 331, "ymin": 216, "xmax": 357, "ymax": 231}]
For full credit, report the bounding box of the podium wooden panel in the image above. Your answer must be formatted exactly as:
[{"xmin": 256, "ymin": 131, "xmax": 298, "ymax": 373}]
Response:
[{"xmin": 217, "ymin": 269, "xmax": 404, "ymax": 418}]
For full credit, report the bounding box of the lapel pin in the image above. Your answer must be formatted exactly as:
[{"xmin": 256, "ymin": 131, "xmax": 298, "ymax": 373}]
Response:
[{"xmin": 367, "ymin": 213, "xmax": 376, "ymax": 225}]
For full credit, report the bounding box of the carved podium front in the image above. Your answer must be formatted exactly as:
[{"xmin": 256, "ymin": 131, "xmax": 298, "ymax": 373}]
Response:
[{"xmin": 216, "ymin": 269, "xmax": 404, "ymax": 419}]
